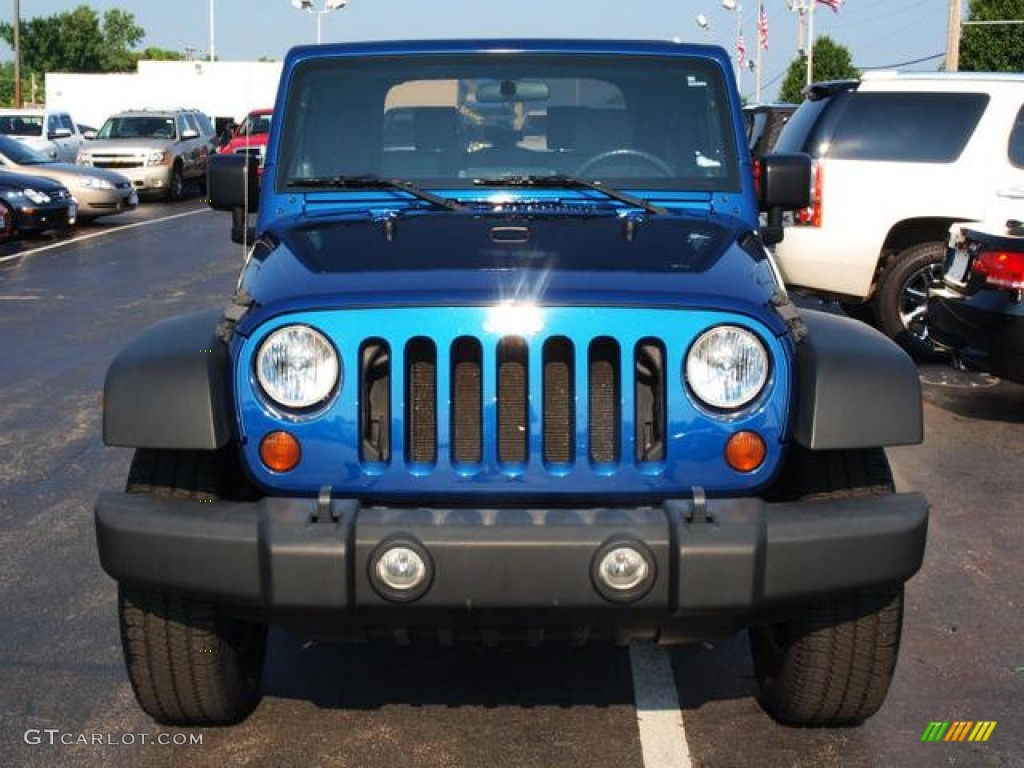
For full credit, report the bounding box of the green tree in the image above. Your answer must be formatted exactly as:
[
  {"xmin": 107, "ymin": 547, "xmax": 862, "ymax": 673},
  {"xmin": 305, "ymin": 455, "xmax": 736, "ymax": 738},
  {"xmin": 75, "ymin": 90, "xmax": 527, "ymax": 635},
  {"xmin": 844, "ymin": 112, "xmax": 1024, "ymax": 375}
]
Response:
[
  {"xmin": 0, "ymin": 61, "xmax": 17, "ymax": 106},
  {"xmin": 136, "ymin": 47, "xmax": 184, "ymax": 62},
  {"xmin": 779, "ymin": 36, "xmax": 859, "ymax": 103},
  {"xmin": 0, "ymin": 5, "xmax": 144, "ymax": 75},
  {"xmin": 101, "ymin": 9, "xmax": 145, "ymax": 71},
  {"xmin": 959, "ymin": 0, "xmax": 1024, "ymax": 71}
]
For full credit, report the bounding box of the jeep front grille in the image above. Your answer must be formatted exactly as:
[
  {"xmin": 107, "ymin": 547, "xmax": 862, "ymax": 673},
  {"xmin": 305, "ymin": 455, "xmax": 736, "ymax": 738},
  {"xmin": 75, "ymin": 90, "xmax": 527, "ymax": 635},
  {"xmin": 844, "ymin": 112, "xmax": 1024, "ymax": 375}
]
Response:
[{"xmin": 357, "ymin": 334, "xmax": 666, "ymax": 469}]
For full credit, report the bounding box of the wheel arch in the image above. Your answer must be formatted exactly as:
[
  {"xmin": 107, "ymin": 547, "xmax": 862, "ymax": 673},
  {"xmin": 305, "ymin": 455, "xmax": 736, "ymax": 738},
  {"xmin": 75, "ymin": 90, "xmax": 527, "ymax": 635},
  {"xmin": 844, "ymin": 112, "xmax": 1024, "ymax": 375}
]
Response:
[
  {"xmin": 792, "ymin": 309, "xmax": 923, "ymax": 450},
  {"xmin": 871, "ymin": 216, "xmax": 974, "ymax": 293},
  {"xmin": 103, "ymin": 309, "xmax": 234, "ymax": 450}
]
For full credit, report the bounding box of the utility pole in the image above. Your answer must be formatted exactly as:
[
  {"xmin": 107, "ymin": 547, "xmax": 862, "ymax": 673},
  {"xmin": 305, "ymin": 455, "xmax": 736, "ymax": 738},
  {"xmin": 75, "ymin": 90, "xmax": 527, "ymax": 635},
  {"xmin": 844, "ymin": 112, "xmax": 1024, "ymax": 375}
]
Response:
[
  {"xmin": 805, "ymin": 0, "xmax": 815, "ymax": 87},
  {"xmin": 946, "ymin": 0, "xmax": 961, "ymax": 71},
  {"xmin": 13, "ymin": 0, "xmax": 22, "ymax": 108}
]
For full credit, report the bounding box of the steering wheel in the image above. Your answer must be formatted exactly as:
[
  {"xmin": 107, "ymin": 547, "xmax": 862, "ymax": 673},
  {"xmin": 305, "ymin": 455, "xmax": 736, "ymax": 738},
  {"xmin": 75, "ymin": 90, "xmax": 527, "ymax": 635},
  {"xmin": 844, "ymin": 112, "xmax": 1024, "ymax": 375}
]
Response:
[{"xmin": 574, "ymin": 148, "xmax": 674, "ymax": 178}]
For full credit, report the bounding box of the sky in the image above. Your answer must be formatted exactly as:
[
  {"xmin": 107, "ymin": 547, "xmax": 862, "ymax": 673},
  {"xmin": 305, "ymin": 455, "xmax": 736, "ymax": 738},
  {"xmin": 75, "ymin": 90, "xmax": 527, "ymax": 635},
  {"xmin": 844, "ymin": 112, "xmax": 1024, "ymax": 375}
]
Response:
[{"xmin": 1, "ymin": 0, "xmax": 953, "ymax": 101}]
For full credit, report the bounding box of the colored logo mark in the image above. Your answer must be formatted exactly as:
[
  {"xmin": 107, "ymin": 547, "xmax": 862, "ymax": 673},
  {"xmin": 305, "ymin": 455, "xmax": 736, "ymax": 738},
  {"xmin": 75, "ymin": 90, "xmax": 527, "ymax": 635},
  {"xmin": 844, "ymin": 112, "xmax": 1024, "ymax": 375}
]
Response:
[{"xmin": 921, "ymin": 721, "xmax": 997, "ymax": 742}]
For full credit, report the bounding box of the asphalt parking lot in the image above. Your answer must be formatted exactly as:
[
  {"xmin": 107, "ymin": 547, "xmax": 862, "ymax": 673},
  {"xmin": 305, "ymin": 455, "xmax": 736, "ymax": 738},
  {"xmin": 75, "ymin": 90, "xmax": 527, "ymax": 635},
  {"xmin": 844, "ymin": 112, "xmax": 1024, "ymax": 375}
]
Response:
[{"xmin": 0, "ymin": 205, "xmax": 1021, "ymax": 767}]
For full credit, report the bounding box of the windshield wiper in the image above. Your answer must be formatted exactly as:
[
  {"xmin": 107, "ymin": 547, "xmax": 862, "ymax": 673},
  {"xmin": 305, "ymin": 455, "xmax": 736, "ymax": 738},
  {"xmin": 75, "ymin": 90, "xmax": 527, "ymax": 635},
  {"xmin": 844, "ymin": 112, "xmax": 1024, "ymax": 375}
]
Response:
[
  {"xmin": 286, "ymin": 175, "xmax": 464, "ymax": 211},
  {"xmin": 472, "ymin": 174, "xmax": 667, "ymax": 216}
]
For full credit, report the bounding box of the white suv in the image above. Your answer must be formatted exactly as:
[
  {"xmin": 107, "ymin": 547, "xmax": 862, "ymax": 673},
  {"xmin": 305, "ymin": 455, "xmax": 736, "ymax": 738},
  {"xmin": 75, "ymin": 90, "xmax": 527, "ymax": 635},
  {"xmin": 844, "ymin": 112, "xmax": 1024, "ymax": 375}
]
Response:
[
  {"xmin": 772, "ymin": 71, "xmax": 1024, "ymax": 358},
  {"xmin": 0, "ymin": 107, "xmax": 84, "ymax": 163}
]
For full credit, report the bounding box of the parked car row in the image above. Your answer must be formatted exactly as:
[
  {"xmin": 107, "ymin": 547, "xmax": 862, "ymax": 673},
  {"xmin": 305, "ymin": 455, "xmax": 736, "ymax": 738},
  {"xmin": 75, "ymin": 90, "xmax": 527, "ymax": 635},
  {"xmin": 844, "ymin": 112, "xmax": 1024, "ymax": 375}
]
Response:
[{"xmin": 0, "ymin": 106, "xmax": 226, "ymax": 241}]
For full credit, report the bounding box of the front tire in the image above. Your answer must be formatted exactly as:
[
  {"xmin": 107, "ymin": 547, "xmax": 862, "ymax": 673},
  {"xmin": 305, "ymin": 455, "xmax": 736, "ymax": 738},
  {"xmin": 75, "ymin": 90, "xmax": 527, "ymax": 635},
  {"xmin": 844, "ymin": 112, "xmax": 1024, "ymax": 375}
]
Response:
[
  {"xmin": 874, "ymin": 241, "xmax": 947, "ymax": 360},
  {"xmin": 166, "ymin": 164, "xmax": 185, "ymax": 202},
  {"xmin": 119, "ymin": 587, "xmax": 267, "ymax": 725},
  {"xmin": 118, "ymin": 448, "xmax": 266, "ymax": 725},
  {"xmin": 751, "ymin": 447, "xmax": 905, "ymax": 725}
]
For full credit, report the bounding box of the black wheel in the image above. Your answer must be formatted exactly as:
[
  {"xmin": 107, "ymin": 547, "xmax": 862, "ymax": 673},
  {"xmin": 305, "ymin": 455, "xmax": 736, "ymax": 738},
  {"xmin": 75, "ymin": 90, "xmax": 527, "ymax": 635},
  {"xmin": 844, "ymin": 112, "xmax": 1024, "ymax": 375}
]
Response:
[
  {"xmin": 751, "ymin": 447, "xmax": 904, "ymax": 725},
  {"xmin": 0, "ymin": 200, "xmax": 16, "ymax": 240},
  {"xmin": 166, "ymin": 163, "xmax": 185, "ymax": 202},
  {"xmin": 118, "ymin": 448, "xmax": 266, "ymax": 725},
  {"xmin": 574, "ymin": 148, "xmax": 674, "ymax": 177},
  {"xmin": 874, "ymin": 241, "xmax": 947, "ymax": 360}
]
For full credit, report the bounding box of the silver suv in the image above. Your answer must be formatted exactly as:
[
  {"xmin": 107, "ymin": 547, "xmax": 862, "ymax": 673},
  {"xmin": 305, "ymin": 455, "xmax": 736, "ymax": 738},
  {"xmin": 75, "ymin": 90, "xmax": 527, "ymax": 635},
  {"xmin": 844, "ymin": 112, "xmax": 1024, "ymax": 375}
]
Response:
[{"xmin": 77, "ymin": 108, "xmax": 215, "ymax": 201}]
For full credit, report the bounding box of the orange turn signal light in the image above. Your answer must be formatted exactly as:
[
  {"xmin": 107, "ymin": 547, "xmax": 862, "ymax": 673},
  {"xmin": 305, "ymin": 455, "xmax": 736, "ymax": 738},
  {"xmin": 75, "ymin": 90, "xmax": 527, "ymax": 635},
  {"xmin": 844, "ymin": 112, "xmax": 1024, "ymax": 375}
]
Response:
[
  {"xmin": 260, "ymin": 431, "xmax": 301, "ymax": 473},
  {"xmin": 725, "ymin": 431, "xmax": 766, "ymax": 473}
]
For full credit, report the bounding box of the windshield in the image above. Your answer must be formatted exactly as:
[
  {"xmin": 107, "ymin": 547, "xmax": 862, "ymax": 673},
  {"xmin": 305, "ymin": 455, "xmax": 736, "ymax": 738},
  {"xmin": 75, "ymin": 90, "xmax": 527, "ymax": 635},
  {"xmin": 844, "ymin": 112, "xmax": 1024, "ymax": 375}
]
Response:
[
  {"xmin": 239, "ymin": 113, "xmax": 272, "ymax": 137},
  {"xmin": 0, "ymin": 135, "xmax": 51, "ymax": 164},
  {"xmin": 97, "ymin": 116, "xmax": 178, "ymax": 141},
  {"xmin": 0, "ymin": 114, "xmax": 44, "ymax": 138},
  {"xmin": 278, "ymin": 53, "xmax": 739, "ymax": 192}
]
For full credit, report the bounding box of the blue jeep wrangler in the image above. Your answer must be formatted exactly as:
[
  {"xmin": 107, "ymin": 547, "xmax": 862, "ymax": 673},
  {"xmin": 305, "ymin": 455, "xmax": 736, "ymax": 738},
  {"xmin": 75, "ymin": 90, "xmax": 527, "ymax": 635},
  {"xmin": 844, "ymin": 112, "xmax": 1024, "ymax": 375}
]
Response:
[{"xmin": 95, "ymin": 40, "xmax": 928, "ymax": 727}]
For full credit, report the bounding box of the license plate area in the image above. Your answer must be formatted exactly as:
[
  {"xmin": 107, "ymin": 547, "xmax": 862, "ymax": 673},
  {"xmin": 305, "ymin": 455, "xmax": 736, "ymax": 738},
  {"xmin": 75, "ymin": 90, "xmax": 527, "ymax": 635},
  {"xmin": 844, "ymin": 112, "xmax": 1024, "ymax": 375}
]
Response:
[{"xmin": 945, "ymin": 242, "xmax": 970, "ymax": 286}]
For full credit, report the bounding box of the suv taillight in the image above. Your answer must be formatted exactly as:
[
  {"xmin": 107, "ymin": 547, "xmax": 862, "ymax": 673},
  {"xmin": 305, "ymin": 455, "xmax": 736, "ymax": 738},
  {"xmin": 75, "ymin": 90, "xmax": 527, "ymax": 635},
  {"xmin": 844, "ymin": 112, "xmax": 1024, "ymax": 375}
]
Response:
[
  {"xmin": 972, "ymin": 249, "xmax": 1024, "ymax": 290},
  {"xmin": 795, "ymin": 160, "xmax": 823, "ymax": 227}
]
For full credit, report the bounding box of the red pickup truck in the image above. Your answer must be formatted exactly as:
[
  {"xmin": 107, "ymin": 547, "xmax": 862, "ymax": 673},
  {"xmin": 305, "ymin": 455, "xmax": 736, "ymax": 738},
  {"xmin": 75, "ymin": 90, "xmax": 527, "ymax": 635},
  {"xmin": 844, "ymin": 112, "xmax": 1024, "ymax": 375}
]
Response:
[
  {"xmin": 218, "ymin": 108, "xmax": 272, "ymax": 160},
  {"xmin": 218, "ymin": 108, "xmax": 272, "ymax": 242}
]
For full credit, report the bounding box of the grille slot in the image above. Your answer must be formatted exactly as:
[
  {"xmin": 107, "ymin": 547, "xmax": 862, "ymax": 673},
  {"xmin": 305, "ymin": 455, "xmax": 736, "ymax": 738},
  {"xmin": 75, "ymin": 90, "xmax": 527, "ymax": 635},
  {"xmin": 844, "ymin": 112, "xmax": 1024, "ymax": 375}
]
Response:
[
  {"xmin": 497, "ymin": 337, "xmax": 528, "ymax": 464},
  {"xmin": 635, "ymin": 339, "xmax": 666, "ymax": 462},
  {"xmin": 359, "ymin": 339, "xmax": 390, "ymax": 463},
  {"xmin": 406, "ymin": 338, "xmax": 436, "ymax": 464},
  {"xmin": 451, "ymin": 337, "xmax": 483, "ymax": 464},
  {"xmin": 588, "ymin": 338, "xmax": 620, "ymax": 464},
  {"xmin": 543, "ymin": 337, "xmax": 574, "ymax": 464}
]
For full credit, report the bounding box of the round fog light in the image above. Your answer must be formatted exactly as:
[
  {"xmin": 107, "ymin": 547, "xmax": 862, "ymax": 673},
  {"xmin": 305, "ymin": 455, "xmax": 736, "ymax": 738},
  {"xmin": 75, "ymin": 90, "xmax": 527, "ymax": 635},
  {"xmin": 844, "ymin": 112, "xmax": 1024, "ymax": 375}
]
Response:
[
  {"xmin": 370, "ymin": 540, "xmax": 433, "ymax": 602},
  {"xmin": 592, "ymin": 541, "xmax": 655, "ymax": 602}
]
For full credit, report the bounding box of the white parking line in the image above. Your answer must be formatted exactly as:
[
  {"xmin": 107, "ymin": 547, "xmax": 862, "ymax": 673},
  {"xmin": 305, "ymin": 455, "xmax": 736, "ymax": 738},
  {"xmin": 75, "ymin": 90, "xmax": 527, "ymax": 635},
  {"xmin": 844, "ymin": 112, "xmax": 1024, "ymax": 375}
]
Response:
[
  {"xmin": 0, "ymin": 207, "xmax": 212, "ymax": 265},
  {"xmin": 630, "ymin": 642, "xmax": 692, "ymax": 768}
]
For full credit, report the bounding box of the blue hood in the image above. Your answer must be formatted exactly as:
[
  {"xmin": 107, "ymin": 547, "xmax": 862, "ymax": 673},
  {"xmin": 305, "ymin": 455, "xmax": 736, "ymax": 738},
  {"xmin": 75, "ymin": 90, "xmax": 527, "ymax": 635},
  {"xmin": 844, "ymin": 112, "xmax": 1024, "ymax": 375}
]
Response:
[{"xmin": 235, "ymin": 210, "xmax": 785, "ymax": 336}]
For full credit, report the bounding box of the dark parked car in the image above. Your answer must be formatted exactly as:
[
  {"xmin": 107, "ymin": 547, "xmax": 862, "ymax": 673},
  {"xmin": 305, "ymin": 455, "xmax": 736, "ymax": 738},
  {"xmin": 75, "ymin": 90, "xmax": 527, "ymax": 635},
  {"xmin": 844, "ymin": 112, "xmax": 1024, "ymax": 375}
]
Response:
[
  {"xmin": 929, "ymin": 221, "xmax": 1024, "ymax": 384},
  {"xmin": 743, "ymin": 103, "xmax": 796, "ymax": 157},
  {"xmin": 0, "ymin": 168, "xmax": 76, "ymax": 238}
]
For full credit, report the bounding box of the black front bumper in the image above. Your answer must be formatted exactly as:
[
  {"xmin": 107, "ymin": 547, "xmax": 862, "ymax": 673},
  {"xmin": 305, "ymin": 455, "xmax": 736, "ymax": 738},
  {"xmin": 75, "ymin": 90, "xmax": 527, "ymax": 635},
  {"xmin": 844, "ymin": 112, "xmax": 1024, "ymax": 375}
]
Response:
[
  {"xmin": 14, "ymin": 202, "xmax": 74, "ymax": 233},
  {"xmin": 95, "ymin": 491, "xmax": 928, "ymax": 640},
  {"xmin": 929, "ymin": 290, "xmax": 1024, "ymax": 385}
]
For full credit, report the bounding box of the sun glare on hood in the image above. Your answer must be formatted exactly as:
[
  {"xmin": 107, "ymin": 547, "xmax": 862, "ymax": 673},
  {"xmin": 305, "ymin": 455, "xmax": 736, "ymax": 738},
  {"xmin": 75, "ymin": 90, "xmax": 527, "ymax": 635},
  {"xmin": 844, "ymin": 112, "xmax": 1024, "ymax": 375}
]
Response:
[{"xmin": 483, "ymin": 302, "xmax": 545, "ymax": 336}]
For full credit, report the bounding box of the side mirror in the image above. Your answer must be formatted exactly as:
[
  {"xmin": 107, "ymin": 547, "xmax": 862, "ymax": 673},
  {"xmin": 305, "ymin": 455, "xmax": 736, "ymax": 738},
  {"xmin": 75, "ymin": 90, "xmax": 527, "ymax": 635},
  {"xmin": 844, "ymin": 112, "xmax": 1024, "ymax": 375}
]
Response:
[
  {"xmin": 82, "ymin": 130, "xmax": 97, "ymax": 140},
  {"xmin": 48, "ymin": 128, "xmax": 72, "ymax": 140},
  {"xmin": 758, "ymin": 152, "xmax": 812, "ymax": 246},
  {"xmin": 208, "ymin": 153, "xmax": 260, "ymax": 214},
  {"xmin": 181, "ymin": 128, "xmax": 200, "ymax": 140}
]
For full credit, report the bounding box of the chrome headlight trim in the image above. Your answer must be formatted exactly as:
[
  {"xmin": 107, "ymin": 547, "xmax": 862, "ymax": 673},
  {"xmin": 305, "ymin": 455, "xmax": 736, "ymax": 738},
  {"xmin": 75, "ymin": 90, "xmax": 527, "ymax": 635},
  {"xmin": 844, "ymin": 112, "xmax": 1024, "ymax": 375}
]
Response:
[
  {"xmin": 255, "ymin": 324, "xmax": 340, "ymax": 411},
  {"xmin": 685, "ymin": 325, "xmax": 770, "ymax": 411}
]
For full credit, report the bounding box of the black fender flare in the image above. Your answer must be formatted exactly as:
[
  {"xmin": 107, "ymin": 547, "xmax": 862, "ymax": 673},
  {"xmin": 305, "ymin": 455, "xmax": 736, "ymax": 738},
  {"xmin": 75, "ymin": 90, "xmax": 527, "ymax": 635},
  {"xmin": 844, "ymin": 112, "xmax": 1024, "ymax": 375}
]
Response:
[
  {"xmin": 792, "ymin": 309, "xmax": 923, "ymax": 450},
  {"xmin": 103, "ymin": 309, "xmax": 233, "ymax": 449}
]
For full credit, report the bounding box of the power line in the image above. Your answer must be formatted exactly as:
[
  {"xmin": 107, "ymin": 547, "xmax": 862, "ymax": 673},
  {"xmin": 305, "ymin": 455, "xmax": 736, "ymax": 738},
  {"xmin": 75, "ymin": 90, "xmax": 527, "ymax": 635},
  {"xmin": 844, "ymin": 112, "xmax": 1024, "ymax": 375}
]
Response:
[{"xmin": 857, "ymin": 52, "xmax": 946, "ymax": 70}]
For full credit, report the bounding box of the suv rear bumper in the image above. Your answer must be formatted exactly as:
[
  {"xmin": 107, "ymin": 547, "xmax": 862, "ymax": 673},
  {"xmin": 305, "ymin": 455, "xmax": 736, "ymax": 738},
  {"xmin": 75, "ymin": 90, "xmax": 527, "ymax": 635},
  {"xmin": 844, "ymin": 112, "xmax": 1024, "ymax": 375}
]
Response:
[
  {"xmin": 929, "ymin": 291, "xmax": 1024, "ymax": 385},
  {"xmin": 95, "ymin": 491, "xmax": 928, "ymax": 638}
]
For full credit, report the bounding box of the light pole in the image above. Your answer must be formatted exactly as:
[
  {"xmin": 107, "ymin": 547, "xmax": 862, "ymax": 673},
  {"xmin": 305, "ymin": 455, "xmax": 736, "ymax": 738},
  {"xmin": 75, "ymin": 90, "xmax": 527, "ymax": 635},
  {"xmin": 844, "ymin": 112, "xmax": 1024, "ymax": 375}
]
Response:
[
  {"xmin": 291, "ymin": 0, "xmax": 347, "ymax": 45},
  {"xmin": 209, "ymin": 0, "xmax": 216, "ymax": 61},
  {"xmin": 13, "ymin": 0, "xmax": 21, "ymax": 107}
]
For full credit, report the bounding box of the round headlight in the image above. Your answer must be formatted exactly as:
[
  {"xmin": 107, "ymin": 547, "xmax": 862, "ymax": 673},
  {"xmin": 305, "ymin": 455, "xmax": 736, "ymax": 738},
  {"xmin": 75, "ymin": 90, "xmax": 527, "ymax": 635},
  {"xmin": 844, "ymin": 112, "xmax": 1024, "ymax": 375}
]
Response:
[
  {"xmin": 256, "ymin": 325, "xmax": 339, "ymax": 409},
  {"xmin": 686, "ymin": 325, "xmax": 769, "ymax": 410},
  {"xmin": 79, "ymin": 176, "xmax": 114, "ymax": 190}
]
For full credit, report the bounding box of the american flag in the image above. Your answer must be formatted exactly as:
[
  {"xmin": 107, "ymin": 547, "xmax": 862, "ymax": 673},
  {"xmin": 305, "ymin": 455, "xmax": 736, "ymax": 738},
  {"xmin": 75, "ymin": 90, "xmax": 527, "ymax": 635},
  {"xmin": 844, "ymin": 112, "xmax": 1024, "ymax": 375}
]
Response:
[
  {"xmin": 816, "ymin": 0, "xmax": 844, "ymax": 12},
  {"xmin": 737, "ymin": 33, "xmax": 747, "ymax": 68},
  {"xmin": 758, "ymin": 3, "xmax": 769, "ymax": 50}
]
